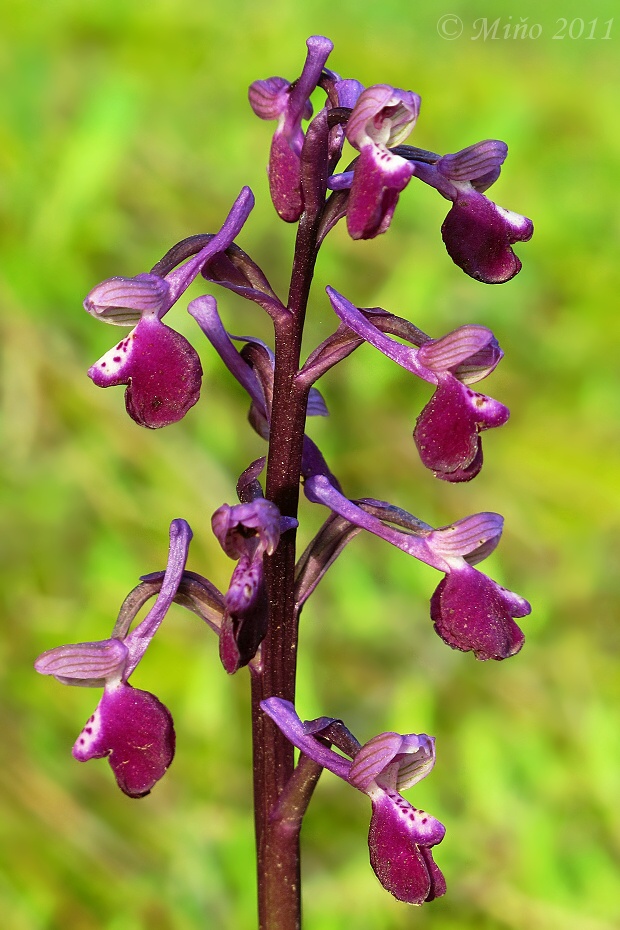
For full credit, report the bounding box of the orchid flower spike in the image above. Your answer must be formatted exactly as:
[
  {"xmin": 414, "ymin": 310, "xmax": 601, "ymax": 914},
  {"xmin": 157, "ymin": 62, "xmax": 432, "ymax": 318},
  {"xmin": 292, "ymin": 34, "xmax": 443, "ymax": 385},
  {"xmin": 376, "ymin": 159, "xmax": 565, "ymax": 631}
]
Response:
[
  {"xmin": 34, "ymin": 520, "xmax": 192, "ymax": 797},
  {"xmin": 84, "ymin": 188, "xmax": 254, "ymax": 427},
  {"xmin": 262, "ymin": 697, "xmax": 446, "ymax": 905}
]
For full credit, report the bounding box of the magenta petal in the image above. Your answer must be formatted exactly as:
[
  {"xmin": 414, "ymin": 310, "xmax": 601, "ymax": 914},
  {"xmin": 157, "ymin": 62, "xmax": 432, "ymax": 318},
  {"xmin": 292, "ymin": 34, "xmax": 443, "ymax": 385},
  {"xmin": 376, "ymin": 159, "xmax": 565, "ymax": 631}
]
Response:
[
  {"xmin": 212, "ymin": 499, "xmax": 282, "ymax": 560},
  {"xmin": 84, "ymin": 273, "xmax": 170, "ymax": 325},
  {"xmin": 269, "ymin": 130, "xmax": 303, "ymax": 222},
  {"xmin": 414, "ymin": 374, "xmax": 509, "ymax": 481},
  {"xmin": 248, "ymin": 76, "xmax": 290, "ymax": 120},
  {"xmin": 428, "ymin": 512, "xmax": 504, "ymax": 564},
  {"xmin": 419, "ymin": 847, "xmax": 447, "ymax": 901},
  {"xmin": 225, "ymin": 555, "xmax": 263, "ymax": 614},
  {"xmin": 440, "ymin": 445, "xmax": 484, "ymax": 483},
  {"xmin": 368, "ymin": 791, "xmax": 446, "ymax": 905},
  {"xmin": 430, "ymin": 565, "xmax": 530, "ymax": 660},
  {"xmin": 34, "ymin": 638, "xmax": 128, "ymax": 685},
  {"xmin": 218, "ymin": 597, "xmax": 267, "ymax": 675},
  {"xmin": 346, "ymin": 146, "xmax": 414, "ymax": 240},
  {"xmin": 72, "ymin": 683, "xmax": 175, "ymax": 797},
  {"xmin": 437, "ymin": 140, "xmax": 507, "ymax": 190},
  {"xmin": 88, "ymin": 317, "xmax": 202, "ymax": 429},
  {"xmin": 442, "ymin": 190, "xmax": 534, "ymax": 284},
  {"xmin": 417, "ymin": 325, "xmax": 497, "ymax": 374}
]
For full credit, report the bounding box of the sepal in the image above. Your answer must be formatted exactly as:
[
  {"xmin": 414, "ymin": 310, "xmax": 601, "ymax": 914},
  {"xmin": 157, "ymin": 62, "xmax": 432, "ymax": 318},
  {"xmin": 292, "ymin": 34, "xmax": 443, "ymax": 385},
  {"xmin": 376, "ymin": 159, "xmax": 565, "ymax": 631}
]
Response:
[
  {"xmin": 417, "ymin": 325, "xmax": 502, "ymax": 383},
  {"xmin": 427, "ymin": 512, "xmax": 504, "ymax": 564},
  {"xmin": 34, "ymin": 639, "xmax": 128, "ymax": 686},
  {"xmin": 437, "ymin": 139, "xmax": 507, "ymax": 191},
  {"xmin": 84, "ymin": 273, "xmax": 170, "ymax": 325}
]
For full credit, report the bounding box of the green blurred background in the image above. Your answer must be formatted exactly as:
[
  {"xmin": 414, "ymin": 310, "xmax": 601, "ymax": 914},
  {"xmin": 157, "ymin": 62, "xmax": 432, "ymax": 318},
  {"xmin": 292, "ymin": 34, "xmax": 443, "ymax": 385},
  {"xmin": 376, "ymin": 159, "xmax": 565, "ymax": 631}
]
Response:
[{"xmin": 2, "ymin": 0, "xmax": 619, "ymax": 927}]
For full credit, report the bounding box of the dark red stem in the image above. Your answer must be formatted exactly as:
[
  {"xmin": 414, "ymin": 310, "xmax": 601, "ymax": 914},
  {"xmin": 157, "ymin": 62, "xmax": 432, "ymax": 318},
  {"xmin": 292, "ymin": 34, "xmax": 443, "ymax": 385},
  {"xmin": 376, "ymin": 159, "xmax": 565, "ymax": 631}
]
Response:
[{"xmin": 250, "ymin": 210, "xmax": 320, "ymax": 930}]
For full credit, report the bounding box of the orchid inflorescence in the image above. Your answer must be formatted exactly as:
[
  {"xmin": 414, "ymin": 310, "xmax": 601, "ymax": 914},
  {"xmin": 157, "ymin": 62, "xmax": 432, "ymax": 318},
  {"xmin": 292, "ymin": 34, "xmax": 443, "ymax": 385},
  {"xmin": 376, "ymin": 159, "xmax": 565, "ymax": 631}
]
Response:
[{"xmin": 36, "ymin": 35, "xmax": 532, "ymax": 923}]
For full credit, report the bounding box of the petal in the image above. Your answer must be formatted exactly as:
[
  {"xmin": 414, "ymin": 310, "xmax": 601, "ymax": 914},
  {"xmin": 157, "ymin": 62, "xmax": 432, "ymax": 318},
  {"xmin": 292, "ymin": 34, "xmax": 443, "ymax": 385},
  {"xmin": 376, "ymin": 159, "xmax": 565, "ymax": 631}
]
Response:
[
  {"xmin": 304, "ymin": 474, "xmax": 444, "ymax": 572},
  {"xmin": 307, "ymin": 387, "xmax": 329, "ymax": 417},
  {"xmin": 349, "ymin": 732, "xmax": 406, "ymax": 791},
  {"xmin": 284, "ymin": 35, "xmax": 333, "ymax": 132},
  {"xmin": 225, "ymin": 555, "xmax": 264, "ymax": 614},
  {"xmin": 346, "ymin": 85, "xmax": 420, "ymax": 149},
  {"xmin": 427, "ymin": 512, "xmax": 504, "ymax": 564},
  {"xmin": 212, "ymin": 499, "xmax": 282, "ymax": 560},
  {"xmin": 187, "ymin": 295, "xmax": 264, "ymax": 407},
  {"xmin": 439, "ymin": 444, "xmax": 484, "ymax": 483},
  {"xmin": 324, "ymin": 288, "xmax": 424, "ymax": 377},
  {"xmin": 218, "ymin": 612, "xmax": 243, "ymax": 675},
  {"xmin": 413, "ymin": 374, "xmax": 509, "ymax": 481},
  {"xmin": 442, "ymin": 189, "xmax": 534, "ymax": 284},
  {"xmin": 334, "ymin": 78, "xmax": 365, "ymax": 109},
  {"xmin": 346, "ymin": 146, "xmax": 414, "ymax": 240},
  {"xmin": 84, "ymin": 273, "xmax": 170, "ymax": 325},
  {"xmin": 393, "ymin": 735, "xmax": 437, "ymax": 791},
  {"xmin": 430, "ymin": 564, "xmax": 530, "ymax": 660},
  {"xmin": 419, "ymin": 847, "xmax": 447, "ymax": 901},
  {"xmin": 269, "ymin": 129, "xmax": 303, "ymax": 222},
  {"xmin": 34, "ymin": 638, "xmax": 128, "ymax": 686},
  {"xmin": 248, "ymin": 76, "xmax": 291, "ymax": 120},
  {"xmin": 218, "ymin": 597, "xmax": 267, "ymax": 674},
  {"xmin": 253, "ymin": 36, "xmax": 332, "ymax": 223},
  {"xmin": 417, "ymin": 325, "xmax": 497, "ymax": 374},
  {"xmin": 72, "ymin": 682, "xmax": 175, "ymax": 798},
  {"xmin": 437, "ymin": 140, "xmax": 507, "ymax": 190},
  {"xmin": 368, "ymin": 790, "xmax": 446, "ymax": 905},
  {"xmin": 88, "ymin": 317, "xmax": 202, "ymax": 429},
  {"xmin": 350, "ymin": 732, "xmax": 436, "ymax": 794},
  {"xmin": 164, "ymin": 188, "xmax": 255, "ymax": 304}
]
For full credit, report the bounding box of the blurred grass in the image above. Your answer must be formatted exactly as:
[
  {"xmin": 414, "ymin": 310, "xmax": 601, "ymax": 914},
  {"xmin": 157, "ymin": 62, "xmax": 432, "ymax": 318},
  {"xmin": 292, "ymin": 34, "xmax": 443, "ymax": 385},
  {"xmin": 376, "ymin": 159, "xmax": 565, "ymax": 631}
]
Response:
[{"xmin": 1, "ymin": 0, "xmax": 620, "ymax": 927}]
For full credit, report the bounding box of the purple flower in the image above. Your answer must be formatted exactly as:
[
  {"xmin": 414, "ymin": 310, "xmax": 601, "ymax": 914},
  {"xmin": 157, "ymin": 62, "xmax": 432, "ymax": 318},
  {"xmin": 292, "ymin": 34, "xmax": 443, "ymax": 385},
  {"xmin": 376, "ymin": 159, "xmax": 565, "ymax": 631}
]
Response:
[
  {"xmin": 211, "ymin": 498, "xmax": 297, "ymax": 673},
  {"xmin": 249, "ymin": 36, "xmax": 333, "ymax": 221},
  {"xmin": 304, "ymin": 475, "xmax": 531, "ymax": 660},
  {"xmin": 262, "ymin": 697, "xmax": 446, "ymax": 905},
  {"xmin": 431, "ymin": 564, "xmax": 529, "ymax": 660},
  {"xmin": 34, "ymin": 520, "xmax": 192, "ymax": 797},
  {"xmin": 85, "ymin": 188, "xmax": 254, "ymax": 428},
  {"xmin": 410, "ymin": 141, "xmax": 533, "ymax": 283},
  {"xmin": 326, "ymin": 287, "xmax": 509, "ymax": 480},
  {"xmin": 340, "ymin": 84, "xmax": 420, "ymax": 239}
]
